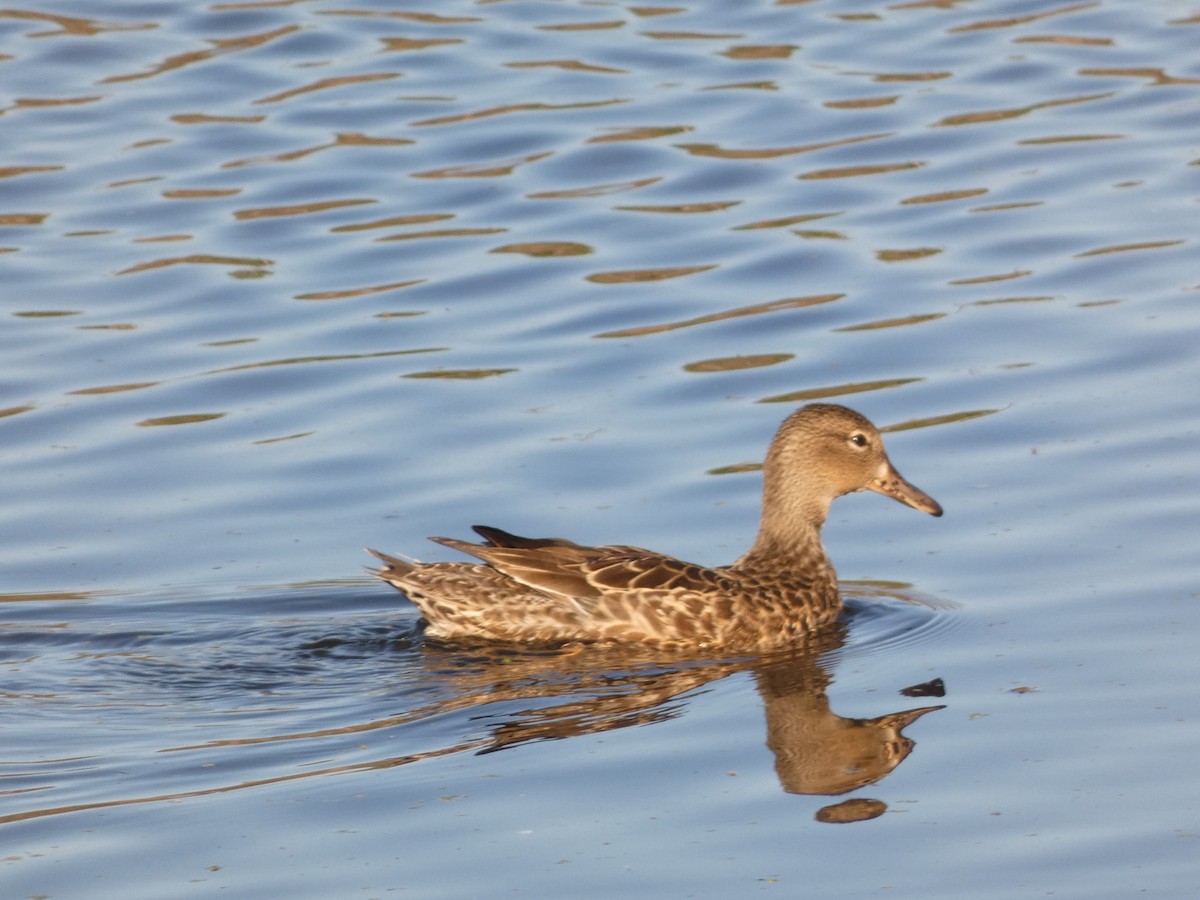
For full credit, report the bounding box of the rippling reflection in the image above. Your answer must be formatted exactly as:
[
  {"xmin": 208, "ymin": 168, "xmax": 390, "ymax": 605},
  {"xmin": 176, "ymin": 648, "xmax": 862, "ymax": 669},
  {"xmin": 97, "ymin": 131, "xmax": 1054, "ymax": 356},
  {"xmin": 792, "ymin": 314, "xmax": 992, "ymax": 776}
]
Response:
[{"xmin": 0, "ymin": 604, "xmax": 945, "ymax": 826}]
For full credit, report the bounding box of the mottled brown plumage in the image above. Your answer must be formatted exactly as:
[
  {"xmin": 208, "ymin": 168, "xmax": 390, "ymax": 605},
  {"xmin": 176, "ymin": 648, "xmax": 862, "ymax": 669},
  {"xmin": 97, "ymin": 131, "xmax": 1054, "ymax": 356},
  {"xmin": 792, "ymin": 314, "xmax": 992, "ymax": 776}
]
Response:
[{"xmin": 368, "ymin": 403, "xmax": 942, "ymax": 651}]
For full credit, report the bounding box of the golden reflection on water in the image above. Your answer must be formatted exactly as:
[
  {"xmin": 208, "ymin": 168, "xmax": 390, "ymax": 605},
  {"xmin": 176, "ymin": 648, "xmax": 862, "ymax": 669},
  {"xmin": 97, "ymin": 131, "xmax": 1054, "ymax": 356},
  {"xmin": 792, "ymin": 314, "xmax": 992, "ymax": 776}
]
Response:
[
  {"xmin": 1089, "ymin": 61, "xmax": 1200, "ymax": 81},
  {"xmin": 0, "ymin": 213, "xmax": 48, "ymax": 225},
  {"xmin": 331, "ymin": 213, "xmax": 454, "ymax": 233},
  {"xmin": 758, "ymin": 379, "xmax": 924, "ymax": 405},
  {"xmin": 1018, "ymin": 133, "xmax": 1124, "ymax": 145},
  {"xmin": 722, "ymin": 44, "xmax": 798, "ymax": 60},
  {"xmin": 857, "ymin": 71, "xmax": 950, "ymax": 83},
  {"xmin": 411, "ymin": 98, "xmax": 628, "ymax": 128},
  {"xmin": 795, "ymin": 226, "xmax": 846, "ymax": 240},
  {"xmin": 404, "ymin": 368, "xmax": 517, "ymax": 380},
  {"xmin": 137, "ymin": 413, "xmax": 226, "ymax": 427},
  {"xmin": 528, "ymin": 175, "xmax": 662, "ymax": 198},
  {"xmin": 101, "ymin": 26, "xmax": 301, "ymax": 85},
  {"xmin": 316, "ymin": 10, "xmax": 481, "ymax": 25},
  {"xmin": 171, "ymin": 113, "xmax": 265, "ymax": 125},
  {"xmin": 677, "ymin": 132, "xmax": 890, "ymax": 159},
  {"xmin": 801, "ymin": 161, "xmax": 924, "ymax": 180},
  {"xmin": 948, "ymin": 2, "xmax": 1100, "ymax": 33},
  {"xmin": 616, "ymin": 200, "xmax": 741, "ymax": 213},
  {"xmin": 595, "ymin": 293, "xmax": 843, "ymax": 339},
  {"xmin": 0, "ymin": 9, "xmax": 154, "ymax": 37},
  {"xmin": 0, "ymin": 165, "xmax": 62, "ymax": 178},
  {"xmin": 683, "ymin": 354, "xmax": 793, "ymax": 374},
  {"xmin": 0, "ymin": 589, "xmax": 101, "ymax": 602},
  {"xmin": 834, "ymin": 313, "xmax": 946, "ymax": 332},
  {"xmin": 1075, "ymin": 239, "xmax": 1186, "ymax": 257},
  {"xmin": 586, "ymin": 263, "xmax": 717, "ymax": 284},
  {"xmin": 204, "ymin": 347, "xmax": 445, "ymax": 376},
  {"xmin": 413, "ymin": 151, "xmax": 553, "ymax": 179},
  {"xmin": 491, "ymin": 241, "xmax": 592, "ymax": 257},
  {"xmin": 294, "ymin": 278, "xmax": 425, "ymax": 300},
  {"xmin": 68, "ymin": 382, "xmax": 159, "ymax": 396},
  {"xmin": 901, "ymin": 188, "xmax": 989, "ymax": 205},
  {"xmin": 967, "ymin": 295, "xmax": 1055, "ymax": 307},
  {"xmin": 380, "ymin": 37, "xmax": 464, "ymax": 53},
  {"xmin": 507, "ymin": 59, "xmax": 630, "ymax": 75},
  {"xmin": 876, "ymin": 247, "xmax": 942, "ymax": 262},
  {"xmin": 253, "ymin": 71, "xmax": 401, "ymax": 106},
  {"xmin": 949, "ymin": 271, "xmax": 1030, "ymax": 288},
  {"xmin": 824, "ymin": 95, "xmax": 900, "ymax": 109},
  {"xmin": 3, "ymin": 95, "xmax": 103, "ymax": 114},
  {"xmin": 538, "ymin": 20, "xmax": 625, "ymax": 32},
  {"xmin": 377, "ymin": 227, "xmax": 506, "ymax": 242},
  {"xmin": 641, "ymin": 30, "xmax": 743, "ymax": 41},
  {"xmin": 881, "ymin": 408, "xmax": 1001, "ymax": 433},
  {"xmin": 114, "ymin": 254, "xmax": 273, "ymax": 277},
  {"xmin": 1015, "ymin": 34, "xmax": 1113, "ymax": 46},
  {"xmin": 233, "ymin": 198, "xmax": 377, "ymax": 221},
  {"xmin": 971, "ymin": 200, "xmax": 1044, "ymax": 213},
  {"xmin": 252, "ymin": 431, "xmax": 315, "ymax": 445},
  {"xmin": 223, "ymin": 132, "xmax": 413, "ymax": 169},
  {"xmin": 933, "ymin": 91, "xmax": 1112, "ymax": 127},
  {"xmin": 588, "ymin": 125, "xmax": 691, "ymax": 143},
  {"xmin": 734, "ymin": 211, "xmax": 843, "ymax": 230},
  {"xmin": 162, "ymin": 188, "xmax": 241, "ymax": 200}
]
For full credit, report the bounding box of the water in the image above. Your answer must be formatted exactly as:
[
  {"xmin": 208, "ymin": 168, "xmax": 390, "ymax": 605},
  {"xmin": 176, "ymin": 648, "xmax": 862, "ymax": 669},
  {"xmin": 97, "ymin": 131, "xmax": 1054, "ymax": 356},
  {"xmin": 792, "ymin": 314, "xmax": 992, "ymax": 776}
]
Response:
[{"xmin": 2, "ymin": 0, "xmax": 1199, "ymax": 896}]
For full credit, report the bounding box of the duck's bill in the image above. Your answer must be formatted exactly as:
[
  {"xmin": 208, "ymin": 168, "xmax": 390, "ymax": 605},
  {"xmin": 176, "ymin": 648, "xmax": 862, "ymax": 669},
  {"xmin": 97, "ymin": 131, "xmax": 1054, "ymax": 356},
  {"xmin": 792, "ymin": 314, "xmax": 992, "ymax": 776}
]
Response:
[{"xmin": 869, "ymin": 463, "xmax": 943, "ymax": 517}]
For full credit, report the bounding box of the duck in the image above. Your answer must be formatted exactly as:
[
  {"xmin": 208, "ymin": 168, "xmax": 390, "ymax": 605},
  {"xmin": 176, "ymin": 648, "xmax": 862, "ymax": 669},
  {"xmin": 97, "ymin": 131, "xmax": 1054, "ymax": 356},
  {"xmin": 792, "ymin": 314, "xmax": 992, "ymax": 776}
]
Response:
[{"xmin": 368, "ymin": 403, "xmax": 942, "ymax": 651}]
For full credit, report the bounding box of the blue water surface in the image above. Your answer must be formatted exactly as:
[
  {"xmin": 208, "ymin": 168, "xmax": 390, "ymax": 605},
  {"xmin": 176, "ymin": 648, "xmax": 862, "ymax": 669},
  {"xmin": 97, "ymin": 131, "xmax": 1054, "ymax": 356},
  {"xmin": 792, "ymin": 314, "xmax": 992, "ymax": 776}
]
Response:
[{"xmin": 2, "ymin": 1, "xmax": 1199, "ymax": 896}]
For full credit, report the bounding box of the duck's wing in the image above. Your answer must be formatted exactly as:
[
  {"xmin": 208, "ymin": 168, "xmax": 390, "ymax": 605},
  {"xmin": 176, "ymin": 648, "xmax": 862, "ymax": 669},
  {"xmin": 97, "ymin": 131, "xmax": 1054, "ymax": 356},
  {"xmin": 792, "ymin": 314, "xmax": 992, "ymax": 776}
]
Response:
[
  {"xmin": 470, "ymin": 524, "xmax": 648, "ymax": 555},
  {"xmin": 431, "ymin": 534, "xmax": 737, "ymax": 609},
  {"xmin": 471, "ymin": 524, "xmax": 584, "ymax": 549}
]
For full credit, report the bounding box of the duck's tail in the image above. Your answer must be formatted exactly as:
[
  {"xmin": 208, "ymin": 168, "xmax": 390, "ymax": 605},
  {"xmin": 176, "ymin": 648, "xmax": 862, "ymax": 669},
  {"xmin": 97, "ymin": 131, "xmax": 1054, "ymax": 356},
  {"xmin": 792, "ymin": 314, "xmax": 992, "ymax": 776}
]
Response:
[{"xmin": 364, "ymin": 547, "xmax": 417, "ymax": 580}]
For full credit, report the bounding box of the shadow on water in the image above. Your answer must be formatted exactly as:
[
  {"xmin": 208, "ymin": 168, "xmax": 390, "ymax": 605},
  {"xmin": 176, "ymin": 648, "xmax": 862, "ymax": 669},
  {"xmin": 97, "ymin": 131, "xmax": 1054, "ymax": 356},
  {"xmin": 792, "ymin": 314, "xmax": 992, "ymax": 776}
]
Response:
[{"xmin": 0, "ymin": 583, "xmax": 948, "ymax": 828}]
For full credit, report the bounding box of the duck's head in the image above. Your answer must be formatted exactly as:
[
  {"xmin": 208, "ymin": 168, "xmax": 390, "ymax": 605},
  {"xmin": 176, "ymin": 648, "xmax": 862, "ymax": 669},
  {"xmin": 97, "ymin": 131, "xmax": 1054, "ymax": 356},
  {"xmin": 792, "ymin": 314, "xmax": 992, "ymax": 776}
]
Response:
[{"xmin": 764, "ymin": 403, "xmax": 943, "ymax": 522}]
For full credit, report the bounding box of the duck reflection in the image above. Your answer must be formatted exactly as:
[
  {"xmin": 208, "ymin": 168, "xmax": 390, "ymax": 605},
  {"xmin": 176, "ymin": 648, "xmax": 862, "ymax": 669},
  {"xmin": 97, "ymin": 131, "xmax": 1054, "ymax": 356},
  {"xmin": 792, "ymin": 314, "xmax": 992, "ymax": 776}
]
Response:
[
  {"xmin": 414, "ymin": 621, "xmax": 943, "ymax": 803},
  {"xmin": 1, "ymin": 609, "xmax": 943, "ymax": 828}
]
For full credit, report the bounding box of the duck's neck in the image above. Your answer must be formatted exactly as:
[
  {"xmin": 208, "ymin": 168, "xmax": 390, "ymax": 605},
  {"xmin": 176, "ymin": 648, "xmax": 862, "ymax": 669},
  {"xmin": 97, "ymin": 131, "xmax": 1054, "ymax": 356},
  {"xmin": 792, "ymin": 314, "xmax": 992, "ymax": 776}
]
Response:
[
  {"xmin": 732, "ymin": 491, "xmax": 833, "ymax": 575},
  {"xmin": 734, "ymin": 521, "xmax": 829, "ymax": 573}
]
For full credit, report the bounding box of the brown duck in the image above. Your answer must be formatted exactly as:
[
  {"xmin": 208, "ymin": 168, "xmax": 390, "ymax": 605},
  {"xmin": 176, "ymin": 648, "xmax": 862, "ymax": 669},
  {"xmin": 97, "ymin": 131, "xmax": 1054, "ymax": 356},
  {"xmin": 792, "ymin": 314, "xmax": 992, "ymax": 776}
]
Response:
[{"xmin": 368, "ymin": 403, "xmax": 942, "ymax": 651}]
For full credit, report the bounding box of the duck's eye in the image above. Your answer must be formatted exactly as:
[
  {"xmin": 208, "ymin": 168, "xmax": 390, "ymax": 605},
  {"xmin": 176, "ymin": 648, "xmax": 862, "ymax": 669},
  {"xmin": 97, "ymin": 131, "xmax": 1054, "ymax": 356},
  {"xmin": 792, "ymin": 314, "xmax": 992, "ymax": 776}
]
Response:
[{"xmin": 849, "ymin": 433, "xmax": 869, "ymax": 448}]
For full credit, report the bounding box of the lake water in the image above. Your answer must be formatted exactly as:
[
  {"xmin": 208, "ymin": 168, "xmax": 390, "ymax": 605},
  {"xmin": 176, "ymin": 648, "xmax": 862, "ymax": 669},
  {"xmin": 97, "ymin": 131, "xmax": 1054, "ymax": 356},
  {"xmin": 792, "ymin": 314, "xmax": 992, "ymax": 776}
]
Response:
[{"xmin": 2, "ymin": 0, "xmax": 1199, "ymax": 896}]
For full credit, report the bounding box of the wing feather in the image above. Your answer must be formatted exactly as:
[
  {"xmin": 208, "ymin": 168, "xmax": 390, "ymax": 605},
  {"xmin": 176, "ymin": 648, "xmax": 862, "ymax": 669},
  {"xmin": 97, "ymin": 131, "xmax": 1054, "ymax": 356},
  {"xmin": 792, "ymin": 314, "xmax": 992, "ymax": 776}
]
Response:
[{"xmin": 430, "ymin": 534, "xmax": 736, "ymax": 610}]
